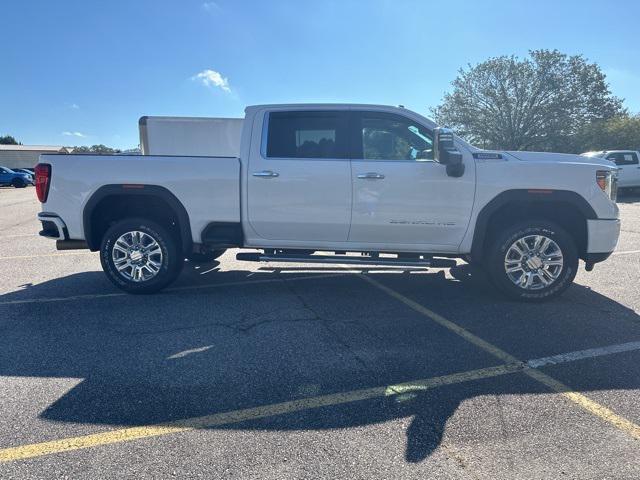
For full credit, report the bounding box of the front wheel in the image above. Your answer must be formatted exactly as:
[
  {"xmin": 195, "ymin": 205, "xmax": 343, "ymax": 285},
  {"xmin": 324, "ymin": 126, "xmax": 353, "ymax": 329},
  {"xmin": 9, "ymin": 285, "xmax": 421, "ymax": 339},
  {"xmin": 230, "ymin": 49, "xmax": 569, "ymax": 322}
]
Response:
[
  {"xmin": 12, "ymin": 178, "xmax": 26, "ymax": 188},
  {"xmin": 486, "ymin": 221, "xmax": 578, "ymax": 302},
  {"xmin": 100, "ymin": 218, "xmax": 183, "ymax": 294}
]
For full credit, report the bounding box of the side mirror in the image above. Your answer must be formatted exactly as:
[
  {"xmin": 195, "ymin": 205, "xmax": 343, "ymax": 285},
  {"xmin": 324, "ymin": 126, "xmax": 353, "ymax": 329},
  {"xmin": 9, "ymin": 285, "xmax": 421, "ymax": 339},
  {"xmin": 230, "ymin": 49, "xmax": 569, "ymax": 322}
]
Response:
[{"xmin": 434, "ymin": 127, "xmax": 464, "ymax": 177}]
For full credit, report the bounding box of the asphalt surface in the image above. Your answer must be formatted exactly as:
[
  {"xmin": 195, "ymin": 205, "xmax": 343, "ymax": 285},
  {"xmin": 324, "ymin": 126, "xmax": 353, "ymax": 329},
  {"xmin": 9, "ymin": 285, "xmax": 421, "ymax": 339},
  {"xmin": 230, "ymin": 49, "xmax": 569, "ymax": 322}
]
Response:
[{"xmin": 0, "ymin": 186, "xmax": 639, "ymax": 479}]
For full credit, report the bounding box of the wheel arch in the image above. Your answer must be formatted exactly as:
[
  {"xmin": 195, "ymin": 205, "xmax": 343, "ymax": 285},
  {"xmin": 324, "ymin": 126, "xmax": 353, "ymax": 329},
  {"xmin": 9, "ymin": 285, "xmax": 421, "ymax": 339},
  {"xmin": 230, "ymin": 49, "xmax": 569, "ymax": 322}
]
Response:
[
  {"xmin": 471, "ymin": 189, "xmax": 597, "ymax": 262},
  {"xmin": 83, "ymin": 184, "xmax": 193, "ymax": 254}
]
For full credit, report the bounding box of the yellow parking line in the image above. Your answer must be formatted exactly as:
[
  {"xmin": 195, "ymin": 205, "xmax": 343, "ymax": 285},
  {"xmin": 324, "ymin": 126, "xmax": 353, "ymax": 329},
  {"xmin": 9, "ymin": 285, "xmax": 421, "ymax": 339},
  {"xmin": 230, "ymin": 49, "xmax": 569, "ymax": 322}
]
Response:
[
  {"xmin": 358, "ymin": 274, "xmax": 640, "ymax": 441},
  {"xmin": 1, "ymin": 272, "xmax": 638, "ymax": 463},
  {"xmin": 357, "ymin": 274, "xmax": 520, "ymax": 364},
  {"xmin": 0, "ymin": 362, "xmax": 524, "ymax": 463},
  {"xmin": 525, "ymin": 369, "xmax": 640, "ymax": 439}
]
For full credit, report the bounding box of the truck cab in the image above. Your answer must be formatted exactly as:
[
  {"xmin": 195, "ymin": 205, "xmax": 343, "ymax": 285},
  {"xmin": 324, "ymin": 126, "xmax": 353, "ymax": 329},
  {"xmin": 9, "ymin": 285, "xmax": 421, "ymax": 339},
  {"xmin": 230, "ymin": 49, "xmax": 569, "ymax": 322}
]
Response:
[{"xmin": 242, "ymin": 105, "xmax": 474, "ymax": 252}]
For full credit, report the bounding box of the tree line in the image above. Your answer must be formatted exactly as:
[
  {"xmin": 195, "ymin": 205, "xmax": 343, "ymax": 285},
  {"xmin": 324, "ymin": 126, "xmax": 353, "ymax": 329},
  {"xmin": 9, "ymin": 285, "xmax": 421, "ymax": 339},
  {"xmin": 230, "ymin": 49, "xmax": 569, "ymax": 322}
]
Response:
[{"xmin": 432, "ymin": 49, "xmax": 639, "ymax": 153}]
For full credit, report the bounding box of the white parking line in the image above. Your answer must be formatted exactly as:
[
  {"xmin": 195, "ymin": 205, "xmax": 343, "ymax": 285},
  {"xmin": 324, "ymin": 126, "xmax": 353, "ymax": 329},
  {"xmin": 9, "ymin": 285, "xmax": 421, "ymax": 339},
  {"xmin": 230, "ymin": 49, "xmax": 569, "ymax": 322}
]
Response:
[
  {"xmin": 0, "ymin": 233, "xmax": 39, "ymax": 239},
  {"xmin": 526, "ymin": 341, "xmax": 640, "ymax": 368},
  {"xmin": 0, "ymin": 272, "xmax": 350, "ymax": 306},
  {"xmin": 0, "ymin": 252, "xmax": 91, "ymax": 261},
  {"xmin": 612, "ymin": 249, "xmax": 640, "ymax": 256}
]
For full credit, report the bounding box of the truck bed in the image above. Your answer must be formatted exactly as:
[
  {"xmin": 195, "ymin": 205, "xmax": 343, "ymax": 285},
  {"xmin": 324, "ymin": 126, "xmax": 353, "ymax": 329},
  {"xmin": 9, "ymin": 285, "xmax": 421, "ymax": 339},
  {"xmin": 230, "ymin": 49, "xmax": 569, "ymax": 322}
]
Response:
[{"xmin": 39, "ymin": 153, "xmax": 241, "ymax": 244}]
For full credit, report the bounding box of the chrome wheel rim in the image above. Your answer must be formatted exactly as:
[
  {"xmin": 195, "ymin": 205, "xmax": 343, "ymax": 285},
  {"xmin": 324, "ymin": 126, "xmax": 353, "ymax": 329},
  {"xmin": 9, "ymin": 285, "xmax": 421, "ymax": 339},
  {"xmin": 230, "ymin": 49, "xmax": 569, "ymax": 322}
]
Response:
[
  {"xmin": 504, "ymin": 234, "xmax": 563, "ymax": 290},
  {"xmin": 111, "ymin": 231, "xmax": 163, "ymax": 282}
]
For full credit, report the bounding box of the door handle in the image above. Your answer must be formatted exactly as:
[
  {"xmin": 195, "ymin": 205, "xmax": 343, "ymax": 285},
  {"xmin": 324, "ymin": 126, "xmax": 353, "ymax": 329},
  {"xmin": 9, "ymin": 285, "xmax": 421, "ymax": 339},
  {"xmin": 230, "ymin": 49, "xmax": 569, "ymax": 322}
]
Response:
[
  {"xmin": 357, "ymin": 172, "xmax": 385, "ymax": 179},
  {"xmin": 252, "ymin": 170, "xmax": 279, "ymax": 178}
]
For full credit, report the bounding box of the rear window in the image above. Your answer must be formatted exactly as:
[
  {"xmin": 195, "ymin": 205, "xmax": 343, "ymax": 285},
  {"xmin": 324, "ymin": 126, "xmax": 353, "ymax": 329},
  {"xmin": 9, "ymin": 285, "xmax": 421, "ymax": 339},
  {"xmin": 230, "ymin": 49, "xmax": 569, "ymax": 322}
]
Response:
[{"xmin": 266, "ymin": 111, "xmax": 349, "ymax": 159}]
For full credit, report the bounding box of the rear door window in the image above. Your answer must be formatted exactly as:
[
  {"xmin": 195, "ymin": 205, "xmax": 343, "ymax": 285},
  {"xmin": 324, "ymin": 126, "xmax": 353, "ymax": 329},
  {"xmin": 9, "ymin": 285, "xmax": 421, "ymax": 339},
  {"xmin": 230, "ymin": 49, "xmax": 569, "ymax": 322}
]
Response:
[{"xmin": 266, "ymin": 111, "xmax": 349, "ymax": 159}]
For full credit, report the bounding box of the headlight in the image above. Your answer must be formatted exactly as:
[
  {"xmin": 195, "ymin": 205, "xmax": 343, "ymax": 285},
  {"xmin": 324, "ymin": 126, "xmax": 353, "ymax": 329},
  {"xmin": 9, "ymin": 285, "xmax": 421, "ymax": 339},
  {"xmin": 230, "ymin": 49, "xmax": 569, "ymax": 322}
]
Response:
[{"xmin": 596, "ymin": 170, "xmax": 617, "ymax": 201}]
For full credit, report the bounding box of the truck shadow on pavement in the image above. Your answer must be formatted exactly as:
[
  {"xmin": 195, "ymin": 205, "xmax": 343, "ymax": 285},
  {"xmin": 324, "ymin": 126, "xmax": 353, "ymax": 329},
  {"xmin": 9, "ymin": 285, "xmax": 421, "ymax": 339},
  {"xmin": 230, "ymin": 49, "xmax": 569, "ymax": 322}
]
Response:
[{"xmin": 1, "ymin": 263, "xmax": 639, "ymax": 463}]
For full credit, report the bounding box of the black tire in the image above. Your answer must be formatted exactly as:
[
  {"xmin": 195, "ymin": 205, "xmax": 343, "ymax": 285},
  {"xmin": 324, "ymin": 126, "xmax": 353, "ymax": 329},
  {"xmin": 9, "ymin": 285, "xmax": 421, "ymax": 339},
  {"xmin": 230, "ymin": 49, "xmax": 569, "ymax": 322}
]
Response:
[
  {"xmin": 100, "ymin": 218, "xmax": 183, "ymax": 294},
  {"xmin": 486, "ymin": 221, "xmax": 578, "ymax": 302},
  {"xmin": 187, "ymin": 249, "xmax": 226, "ymax": 263},
  {"xmin": 12, "ymin": 178, "xmax": 26, "ymax": 188}
]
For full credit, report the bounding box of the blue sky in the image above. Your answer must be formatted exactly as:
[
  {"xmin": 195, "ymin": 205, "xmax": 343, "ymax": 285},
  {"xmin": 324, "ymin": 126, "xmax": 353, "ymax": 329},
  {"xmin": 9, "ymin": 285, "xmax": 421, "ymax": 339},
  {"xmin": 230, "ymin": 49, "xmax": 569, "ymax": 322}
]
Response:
[{"xmin": 2, "ymin": 0, "xmax": 639, "ymax": 149}]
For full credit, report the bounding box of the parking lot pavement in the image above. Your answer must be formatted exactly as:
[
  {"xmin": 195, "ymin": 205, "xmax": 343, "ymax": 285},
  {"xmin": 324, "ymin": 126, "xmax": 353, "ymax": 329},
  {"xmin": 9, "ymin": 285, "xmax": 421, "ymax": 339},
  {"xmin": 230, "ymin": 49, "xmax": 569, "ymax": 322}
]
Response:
[{"xmin": 0, "ymin": 187, "xmax": 639, "ymax": 479}]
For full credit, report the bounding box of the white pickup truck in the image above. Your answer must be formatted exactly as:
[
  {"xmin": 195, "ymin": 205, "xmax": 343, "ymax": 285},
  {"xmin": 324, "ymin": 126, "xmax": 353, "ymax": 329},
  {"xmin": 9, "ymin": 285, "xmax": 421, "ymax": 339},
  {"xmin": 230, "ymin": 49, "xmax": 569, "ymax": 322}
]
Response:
[
  {"xmin": 35, "ymin": 104, "xmax": 620, "ymax": 301},
  {"xmin": 581, "ymin": 150, "xmax": 640, "ymax": 189}
]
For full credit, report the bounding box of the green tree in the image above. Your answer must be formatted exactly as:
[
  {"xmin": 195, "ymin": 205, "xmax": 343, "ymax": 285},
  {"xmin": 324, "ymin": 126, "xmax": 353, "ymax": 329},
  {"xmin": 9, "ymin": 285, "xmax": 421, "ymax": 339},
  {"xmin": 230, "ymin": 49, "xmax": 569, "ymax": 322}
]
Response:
[
  {"xmin": 432, "ymin": 50, "xmax": 625, "ymax": 151},
  {"xmin": 0, "ymin": 135, "xmax": 20, "ymax": 145},
  {"xmin": 69, "ymin": 144, "xmax": 121, "ymax": 154},
  {"xmin": 572, "ymin": 114, "xmax": 640, "ymax": 152}
]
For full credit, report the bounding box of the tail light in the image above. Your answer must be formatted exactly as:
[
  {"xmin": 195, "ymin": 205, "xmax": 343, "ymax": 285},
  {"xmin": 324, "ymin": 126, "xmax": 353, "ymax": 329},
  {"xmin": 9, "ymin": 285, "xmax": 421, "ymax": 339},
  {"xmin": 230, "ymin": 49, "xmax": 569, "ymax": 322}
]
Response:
[{"xmin": 35, "ymin": 163, "xmax": 51, "ymax": 203}]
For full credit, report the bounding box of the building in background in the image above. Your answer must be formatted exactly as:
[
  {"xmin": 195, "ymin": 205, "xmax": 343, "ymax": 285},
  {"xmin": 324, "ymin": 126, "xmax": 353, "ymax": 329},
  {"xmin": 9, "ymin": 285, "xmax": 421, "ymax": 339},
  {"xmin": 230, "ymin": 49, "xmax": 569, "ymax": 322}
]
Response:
[{"xmin": 0, "ymin": 145, "xmax": 73, "ymax": 169}]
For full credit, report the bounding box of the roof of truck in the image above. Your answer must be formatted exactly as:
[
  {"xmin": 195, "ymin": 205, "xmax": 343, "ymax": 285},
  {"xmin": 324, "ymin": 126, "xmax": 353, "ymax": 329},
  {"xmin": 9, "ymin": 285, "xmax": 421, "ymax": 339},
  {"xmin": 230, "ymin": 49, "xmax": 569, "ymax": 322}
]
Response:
[
  {"xmin": 246, "ymin": 103, "xmax": 406, "ymax": 111},
  {"xmin": 244, "ymin": 104, "xmax": 435, "ymax": 127}
]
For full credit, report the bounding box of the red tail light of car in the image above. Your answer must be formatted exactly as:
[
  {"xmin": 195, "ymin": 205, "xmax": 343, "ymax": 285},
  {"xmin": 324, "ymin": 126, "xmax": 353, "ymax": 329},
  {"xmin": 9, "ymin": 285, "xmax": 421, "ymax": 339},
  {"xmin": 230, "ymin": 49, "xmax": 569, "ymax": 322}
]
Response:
[{"xmin": 35, "ymin": 163, "xmax": 51, "ymax": 203}]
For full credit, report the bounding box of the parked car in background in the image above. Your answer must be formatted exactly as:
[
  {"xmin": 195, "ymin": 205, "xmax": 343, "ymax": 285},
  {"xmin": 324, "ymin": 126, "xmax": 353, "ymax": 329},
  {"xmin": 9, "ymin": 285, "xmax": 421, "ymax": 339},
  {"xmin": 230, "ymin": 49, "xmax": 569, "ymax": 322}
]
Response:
[
  {"xmin": 13, "ymin": 168, "xmax": 35, "ymax": 182},
  {"xmin": 581, "ymin": 150, "xmax": 640, "ymax": 190},
  {"xmin": 0, "ymin": 166, "xmax": 34, "ymax": 188}
]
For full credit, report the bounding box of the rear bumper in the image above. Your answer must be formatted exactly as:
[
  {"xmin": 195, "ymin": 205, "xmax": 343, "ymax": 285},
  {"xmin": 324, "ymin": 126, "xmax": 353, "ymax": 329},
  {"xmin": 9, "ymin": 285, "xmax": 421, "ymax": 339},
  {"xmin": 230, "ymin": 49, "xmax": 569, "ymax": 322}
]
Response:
[
  {"xmin": 586, "ymin": 218, "xmax": 620, "ymax": 260},
  {"xmin": 37, "ymin": 213, "xmax": 68, "ymax": 240},
  {"xmin": 38, "ymin": 213, "xmax": 89, "ymax": 250}
]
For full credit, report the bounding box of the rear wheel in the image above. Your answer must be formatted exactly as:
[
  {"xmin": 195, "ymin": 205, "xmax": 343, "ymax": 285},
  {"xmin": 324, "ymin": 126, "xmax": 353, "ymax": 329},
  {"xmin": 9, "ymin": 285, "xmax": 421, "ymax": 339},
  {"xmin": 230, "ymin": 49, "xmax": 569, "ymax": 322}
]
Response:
[
  {"xmin": 100, "ymin": 218, "xmax": 183, "ymax": 294},
  {"xmin": 486, "ymin": 221, "xmax": 578, "ymax": 302}
]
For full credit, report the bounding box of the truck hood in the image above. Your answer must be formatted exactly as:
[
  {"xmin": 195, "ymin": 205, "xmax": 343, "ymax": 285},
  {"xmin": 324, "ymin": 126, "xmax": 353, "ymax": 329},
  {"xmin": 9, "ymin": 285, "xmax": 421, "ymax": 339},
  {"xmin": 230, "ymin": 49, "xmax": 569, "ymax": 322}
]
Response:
[{"xmin": 504, "ymin": 150, "xmax": 616, "ymax": 169}]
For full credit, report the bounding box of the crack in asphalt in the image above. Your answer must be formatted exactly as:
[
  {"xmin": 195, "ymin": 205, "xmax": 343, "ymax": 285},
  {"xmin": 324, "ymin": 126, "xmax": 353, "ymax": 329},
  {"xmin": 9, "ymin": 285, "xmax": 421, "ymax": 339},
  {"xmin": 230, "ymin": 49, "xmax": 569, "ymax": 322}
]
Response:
[
  {"xmin": 494, "ymin": 394, "xmax": 516, "ymax": 475},
  {"xmin": 279, "ymin": 276, "xmax": 380, "ymax": 380},
  {"xmin": 104, "ymin": 307, "xmax": 318, "ymax": 336}
]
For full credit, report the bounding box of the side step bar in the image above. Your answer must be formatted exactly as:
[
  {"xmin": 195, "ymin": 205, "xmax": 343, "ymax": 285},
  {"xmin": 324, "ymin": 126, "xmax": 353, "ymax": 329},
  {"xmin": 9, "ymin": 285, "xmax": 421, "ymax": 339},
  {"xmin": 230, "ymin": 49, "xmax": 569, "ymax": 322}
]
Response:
[{"xmin": 236, "ymin": 252, "xmax": 457, "ymax": 269}]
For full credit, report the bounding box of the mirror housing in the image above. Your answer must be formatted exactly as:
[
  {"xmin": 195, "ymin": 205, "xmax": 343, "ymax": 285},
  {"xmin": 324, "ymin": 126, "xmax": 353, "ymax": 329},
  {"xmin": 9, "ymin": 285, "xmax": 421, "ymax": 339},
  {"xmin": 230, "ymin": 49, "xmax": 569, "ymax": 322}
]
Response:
[{"xmin": 433, "ymin": 127, "xmax": 464, "ymax": 177}]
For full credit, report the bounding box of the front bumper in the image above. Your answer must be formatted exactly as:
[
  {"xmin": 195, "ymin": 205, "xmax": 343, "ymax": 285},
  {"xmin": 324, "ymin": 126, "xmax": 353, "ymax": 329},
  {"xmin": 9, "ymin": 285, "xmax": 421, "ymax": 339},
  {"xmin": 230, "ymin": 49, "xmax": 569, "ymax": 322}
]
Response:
[
  {"xmin": 586, "ymin": 218, "xmax": 620, "ymax": 254},
  {"xmin": 584, "ymin": 218, "xmax": 620, "ymax": 269}
]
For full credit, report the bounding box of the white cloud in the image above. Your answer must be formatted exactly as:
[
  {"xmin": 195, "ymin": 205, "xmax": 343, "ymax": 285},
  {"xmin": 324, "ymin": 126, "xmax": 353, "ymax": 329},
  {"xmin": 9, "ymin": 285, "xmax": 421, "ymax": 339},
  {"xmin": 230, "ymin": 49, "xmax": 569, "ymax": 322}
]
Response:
[
  {"xmin": 202, "ymin": 1, "xmax": 220, "ymax": 12},
  {"xmin": 70, "ymin": 103, "xmax": 80, "ymax": 110},
  {"xmin": 192, "ymin": 69, "xmax": 231, "ymax": 92},
  {"xmin": 62, "ymin": 131, "xmax": 86, "ymax": 138}
]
